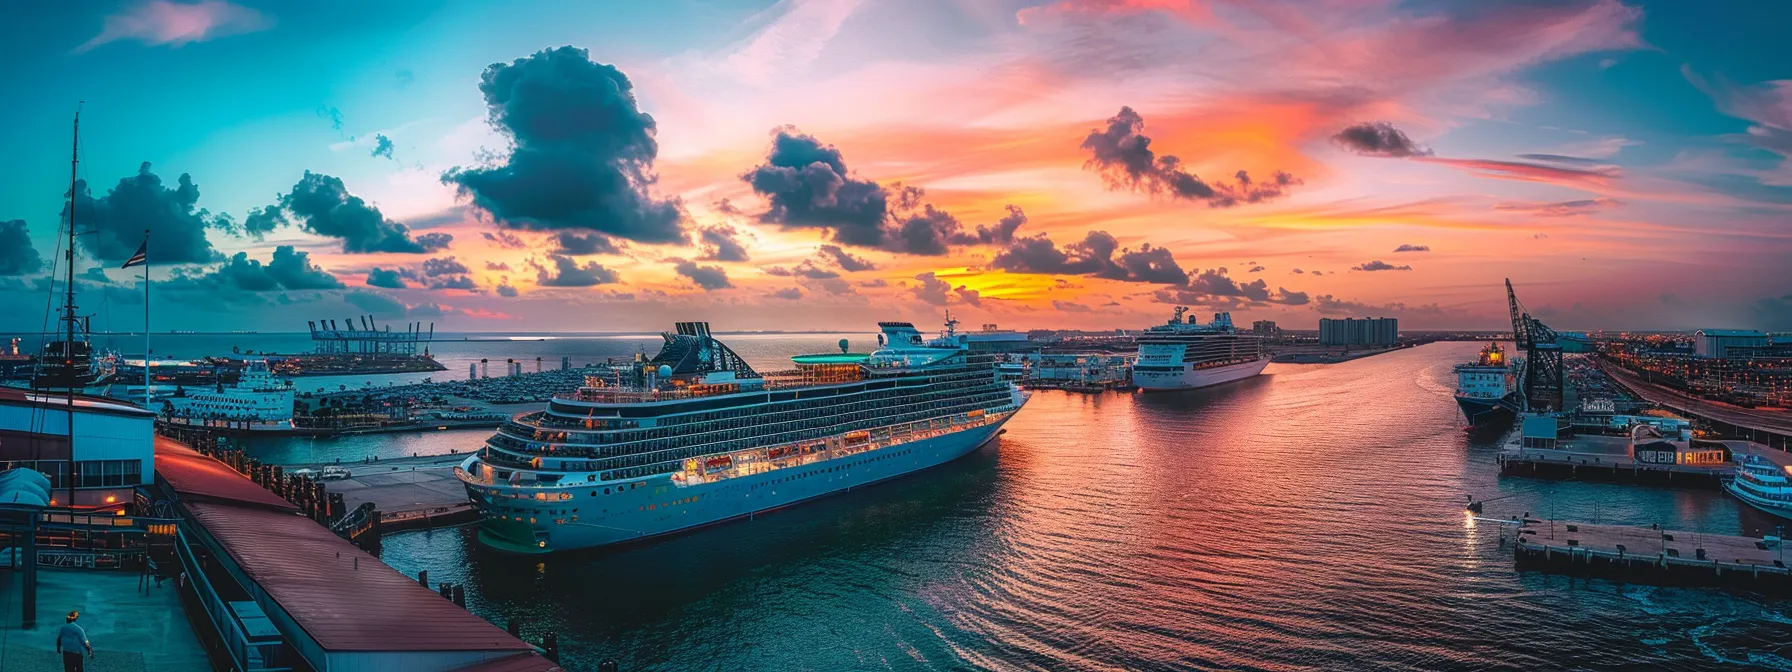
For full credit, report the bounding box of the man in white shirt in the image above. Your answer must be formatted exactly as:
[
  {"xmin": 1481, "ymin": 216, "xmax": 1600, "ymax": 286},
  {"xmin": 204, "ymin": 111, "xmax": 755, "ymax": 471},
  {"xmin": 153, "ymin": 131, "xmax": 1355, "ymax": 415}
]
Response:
[{"xmin": 56, "ymin": 610, "xmax": 93, "ymax": 672}]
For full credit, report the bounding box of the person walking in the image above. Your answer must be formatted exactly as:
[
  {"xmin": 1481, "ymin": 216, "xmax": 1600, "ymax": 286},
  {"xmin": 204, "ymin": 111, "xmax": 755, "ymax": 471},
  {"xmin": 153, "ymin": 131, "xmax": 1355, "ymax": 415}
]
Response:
[{"xmin": 56, "ymin": 611, "xmax": 93, "ymax": 672}]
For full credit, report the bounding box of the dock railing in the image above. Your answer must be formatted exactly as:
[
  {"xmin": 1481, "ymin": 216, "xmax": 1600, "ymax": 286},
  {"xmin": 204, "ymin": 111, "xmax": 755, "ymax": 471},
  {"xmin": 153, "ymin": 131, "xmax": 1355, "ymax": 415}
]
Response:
[{"xmin": 171, "ymin": 525, "xmax": 293, "ymax": 672}]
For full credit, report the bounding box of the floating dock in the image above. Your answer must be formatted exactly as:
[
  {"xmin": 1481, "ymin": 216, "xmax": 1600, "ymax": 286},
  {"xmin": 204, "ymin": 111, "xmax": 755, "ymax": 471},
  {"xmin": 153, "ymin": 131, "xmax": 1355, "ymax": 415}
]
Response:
[{"xmin": 1513, "ymin": 519, "xmax": 1792, "ymax": 594}]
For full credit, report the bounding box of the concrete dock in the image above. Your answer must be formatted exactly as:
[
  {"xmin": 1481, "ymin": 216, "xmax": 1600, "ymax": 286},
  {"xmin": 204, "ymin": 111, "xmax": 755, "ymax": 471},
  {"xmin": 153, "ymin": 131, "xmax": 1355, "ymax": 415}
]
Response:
[
  {"xmin": 1495, "ymin": 435, "xmax": 1730, "ymax": 486},
  {"xmin": 298, "ymin": 454, "xmax": 476, "ymax": 532},
  {"xmin": 1514, "ymin": 519, "xmax": 1792, "ymax": 594}
]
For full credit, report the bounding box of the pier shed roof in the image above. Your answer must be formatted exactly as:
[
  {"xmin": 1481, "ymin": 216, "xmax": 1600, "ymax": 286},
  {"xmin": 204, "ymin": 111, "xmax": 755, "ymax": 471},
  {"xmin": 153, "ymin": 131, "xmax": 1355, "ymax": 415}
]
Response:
[
  {"xmin": 154, "ymin": 436, "xmax": 298, "ymax": 512},
  {"xmin": 185, "ymin": 499, "xmax": 535, "ymax": 654}
]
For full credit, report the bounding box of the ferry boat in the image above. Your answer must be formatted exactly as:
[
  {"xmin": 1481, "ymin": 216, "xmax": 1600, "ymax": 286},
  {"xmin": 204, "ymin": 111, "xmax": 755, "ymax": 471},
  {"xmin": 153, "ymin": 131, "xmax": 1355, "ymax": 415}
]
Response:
[
  {"xmin": 1131, "ymin": 307, "xmax": 1268, "ymax": 391},
  {"xmin": 161, "ymin": 360, "xmax": 296, "ymax": 431},
  {"xmin": 457, "ymin": 319, "xmax": 1030, "ymax": 553},
  {"xmin": 1453, "ymin": 342, "xmax": 1519, "ymax": 427},
  {"xmin": 1726, "ymin": 454, "xmax": 1792, "ymax": 520}
]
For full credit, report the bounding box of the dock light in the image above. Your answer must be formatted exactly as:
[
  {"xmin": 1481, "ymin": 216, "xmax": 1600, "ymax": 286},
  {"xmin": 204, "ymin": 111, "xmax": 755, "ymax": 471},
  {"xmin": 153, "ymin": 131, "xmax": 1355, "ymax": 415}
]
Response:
[{"xmin": 104, "ymin": 495, "xmax": 116, "ymax": 503}]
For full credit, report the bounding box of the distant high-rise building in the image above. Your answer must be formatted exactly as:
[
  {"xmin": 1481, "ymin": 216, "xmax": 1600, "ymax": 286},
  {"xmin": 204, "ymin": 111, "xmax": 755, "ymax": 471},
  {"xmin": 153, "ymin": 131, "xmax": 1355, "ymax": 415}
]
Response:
[
  {"xmin": 561, "ymin": 356, "xmax": 570, "ymax": 371},
  {"xmin": 1318, "ymin": 317, "xmax": 1398, "ymax": 346},
  {"xmin": 1251, "ymin": 320, "xmax": 1279, "ymax": 335}
]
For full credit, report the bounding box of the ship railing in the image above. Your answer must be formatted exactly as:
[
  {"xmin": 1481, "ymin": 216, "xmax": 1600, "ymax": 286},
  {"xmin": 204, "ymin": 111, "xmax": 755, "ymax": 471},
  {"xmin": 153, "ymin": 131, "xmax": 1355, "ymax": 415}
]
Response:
[{"xmin": 670, "ymin": 408, "xmax": 1014, "ymax": 488}]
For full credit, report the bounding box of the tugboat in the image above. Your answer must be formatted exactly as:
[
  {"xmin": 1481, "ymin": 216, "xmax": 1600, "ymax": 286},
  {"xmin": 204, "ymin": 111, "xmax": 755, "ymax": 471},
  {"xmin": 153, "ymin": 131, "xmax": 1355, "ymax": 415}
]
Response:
[{"xmin": 1453, "ymin": 342, "xmax": 1519, "ymax": 427}]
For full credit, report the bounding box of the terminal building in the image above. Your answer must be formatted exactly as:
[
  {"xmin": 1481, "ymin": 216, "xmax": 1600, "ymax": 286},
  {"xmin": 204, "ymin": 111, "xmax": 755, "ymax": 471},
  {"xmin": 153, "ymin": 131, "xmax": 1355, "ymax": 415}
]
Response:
[
  {"xmin": 1694, "ymin": 329, "xmax": 1770, "ymax": 359},
  {"xmin": 0, "ymin": 388, "xmax": 155, "ymax": 509},
  {"xmin": 1318, "ymin": 317, "xmax": 1398, "ymax": 347}
]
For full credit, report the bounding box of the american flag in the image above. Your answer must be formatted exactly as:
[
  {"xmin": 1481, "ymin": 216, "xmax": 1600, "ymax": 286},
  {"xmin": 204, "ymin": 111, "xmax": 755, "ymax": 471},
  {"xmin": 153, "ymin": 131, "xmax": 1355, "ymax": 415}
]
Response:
[{"xmin": 121, "ymin": 240, "xmax": 147, "ymax": 269}]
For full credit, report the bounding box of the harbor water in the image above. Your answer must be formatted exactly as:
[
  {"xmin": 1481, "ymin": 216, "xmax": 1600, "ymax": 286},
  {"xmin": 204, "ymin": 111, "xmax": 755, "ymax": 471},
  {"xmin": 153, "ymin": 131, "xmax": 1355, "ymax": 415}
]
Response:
[{"xmin": 302, "ymin": 341, "xmax": 1787, "ymax": 669}]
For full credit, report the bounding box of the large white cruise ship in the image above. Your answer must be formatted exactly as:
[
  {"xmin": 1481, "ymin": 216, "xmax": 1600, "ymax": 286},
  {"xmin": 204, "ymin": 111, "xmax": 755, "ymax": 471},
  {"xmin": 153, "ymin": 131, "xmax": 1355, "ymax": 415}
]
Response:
[
  {"xmin": 161, "ymin": 360, "xmax": 296, "ymax": 431},
  {"xmin": 1132, "ymin": 307, "xmax": 1269, "ymax": 391},
  {"xmin": 457, "ymin": 319, "xmax": 1029, "ymax": 553}
]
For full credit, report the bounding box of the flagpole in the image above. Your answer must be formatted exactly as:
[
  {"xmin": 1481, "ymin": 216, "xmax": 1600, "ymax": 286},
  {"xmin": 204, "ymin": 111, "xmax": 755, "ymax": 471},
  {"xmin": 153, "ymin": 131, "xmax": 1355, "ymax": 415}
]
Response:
[{"xmin": 143, "ymin": 229, "xmax": 150, "ymax": 408}]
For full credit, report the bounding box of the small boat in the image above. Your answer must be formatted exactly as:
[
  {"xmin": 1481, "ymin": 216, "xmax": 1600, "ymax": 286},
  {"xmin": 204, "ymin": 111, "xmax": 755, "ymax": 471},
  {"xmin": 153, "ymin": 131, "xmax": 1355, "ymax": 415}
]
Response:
[{"xmin": 1725, "ymin": 454, "xmax": 1792, "ymax": 520}]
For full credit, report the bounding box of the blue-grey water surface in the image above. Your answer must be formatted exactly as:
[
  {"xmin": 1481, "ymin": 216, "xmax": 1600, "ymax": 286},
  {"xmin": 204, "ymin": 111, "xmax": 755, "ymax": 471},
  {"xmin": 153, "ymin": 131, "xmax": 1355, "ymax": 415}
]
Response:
[{"xmin": 311, "ymin": 342, "xmax": 1790, "ymax": 669}]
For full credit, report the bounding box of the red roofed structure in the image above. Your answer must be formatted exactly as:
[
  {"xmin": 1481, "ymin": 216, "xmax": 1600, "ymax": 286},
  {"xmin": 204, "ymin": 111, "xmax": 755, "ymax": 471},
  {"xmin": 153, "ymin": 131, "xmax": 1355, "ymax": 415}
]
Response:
[{"xmin": 154, "ymin": 436, "xmax": 551, "ymax": 671}]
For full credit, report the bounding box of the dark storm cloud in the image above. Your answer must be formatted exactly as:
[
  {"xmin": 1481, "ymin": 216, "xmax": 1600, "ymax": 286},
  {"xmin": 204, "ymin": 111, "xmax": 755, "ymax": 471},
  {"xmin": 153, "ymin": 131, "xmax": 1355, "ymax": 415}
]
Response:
[
  {"xmin": 429, "ymin": 275, "xmax": 477, "ymax": 291},
  {"xmin": 260, "ymin": 172, "xmax": 450, "ymax": 253},
  {"xmin": 1393, "ymin": 244, "xmax": 1430, "ymax": 252},
  {"xmin": 763, "ymin": 261, "xmax": 839, "ymax": 280},
  {"xmin": 482, "ymin": 230, "xmax": 529, "ymax": 249},
  {"xmin": 535, "ymin": 255, "xmax": 618, "ymax": 287},
  {"xmin": 887, "ymin": 205, "xmax": 977, "ymax": 256},
  {"xmin": 240, "ymin": 206, "xmax": 284, "ymax": 239},
  {"xmin": 553, "ymin": 231, "xmax": 619, "ymax": 256},
  {"xmin": 770, "ymin": 287, "xmax": 804, "ymax": 300},
  {"xmin": 371, "ymin": 134, "xmax": 395, "ymax": 160},
  {"xmin": 443, "ymin": 46, "xmax": 686, "ymax": 244},
  {"xmin": 743, "ymin": 129, "xmax": 890, "ymax": 246},
  {"xmin": 421, "ymin": 257, "xmax": 469, "ymax": 277},
  {"xmin": 816, "ymin": 244, "xmax": 876, "ymax": 272},
  {"xmin": 165, "ymin": 246, "xmax": 342, "ymax": 293},
  {"xmin": 485, "ymin": 261, "xmax": 512, "ymax": 272},
  {"xmin": 1248, "ymin": 265, "xmax": 1265, "ymax": 273},
  {"xmin": 1082, "ymin": 107, "xmax": 1300, "ymax": 207},
  {"xmin": 1331, "ymin": 122, "xmax": 1433, "ymax": 158},
  {"xmin": 366, "ymin": 267, "xmax": 408, "ymax": 289},
  {"xmin": 976, "ymin": 205, "xmax": 1027, "ymax": 245},
  {"xmin": 671, "ymin": 258, "xmax": 732, "ymax": 291},
  {"xmin": 989, "ymin": 231, "xmax": 1188, "ymax": 284},
  {"xmin": 1153, "ymin": 268, "xmax": 1308, "ymax": 307},
  {"xmin": 911, "ymin": 272, "xmax": 950, "ymax": 306},
  {"xmin": 0, "ymin": 220, "xmax": 42, "ymax": 276},
  {"xmin": 696, "ymin": 225, "xmax": 750, "ymax": 262},
  {"xmin": 68, "ymin": 162, "xmax": 227, "ymax": 264},
  {"xmin": 1352, "ymin": 260, "xmax": 1412, "ymax": 271},
  {"xmin": 954, "ymin": 285, "xmax": 982, "ymax": 307},
  {"xmin": 496, "ymin": 282, "xmax": 519, "ymax": 298}
]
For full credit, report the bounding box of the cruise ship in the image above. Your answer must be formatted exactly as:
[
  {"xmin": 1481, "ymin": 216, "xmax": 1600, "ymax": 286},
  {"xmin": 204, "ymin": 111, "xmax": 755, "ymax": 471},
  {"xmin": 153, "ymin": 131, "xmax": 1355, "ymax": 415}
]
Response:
[
  {"xmin": 1454, "ymin": 342, "xmax": 1520, "ymax": 427},
  {"xmin": 161, "ymin": 360, "xmax": 297, "ymax": 431},
  {"xmin": 457, "ymin": 320, "xmax": 1029, "ymax": 553},
  {"xmin": 1131, "ymin": 308, "xmax": 1268, "ymax": 391},
  {"xmin": 1726, "ymin": 454, "xmax": 1792, "ymax": 520}
]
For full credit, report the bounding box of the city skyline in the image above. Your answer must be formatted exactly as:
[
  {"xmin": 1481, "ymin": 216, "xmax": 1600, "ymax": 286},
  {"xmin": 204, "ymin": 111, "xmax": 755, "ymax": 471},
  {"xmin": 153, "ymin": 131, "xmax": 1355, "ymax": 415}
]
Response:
[{"xmin": 2, "ymin": 0, "xmax": 1789, "ymax": 334}]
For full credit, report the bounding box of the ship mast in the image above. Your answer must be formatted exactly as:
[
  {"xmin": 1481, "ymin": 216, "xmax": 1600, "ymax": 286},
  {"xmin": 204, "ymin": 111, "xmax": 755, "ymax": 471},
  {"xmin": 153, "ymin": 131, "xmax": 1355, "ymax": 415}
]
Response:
[{"xmin": 63, "ymin": 106, "xmax": 83, "ymax": 508}]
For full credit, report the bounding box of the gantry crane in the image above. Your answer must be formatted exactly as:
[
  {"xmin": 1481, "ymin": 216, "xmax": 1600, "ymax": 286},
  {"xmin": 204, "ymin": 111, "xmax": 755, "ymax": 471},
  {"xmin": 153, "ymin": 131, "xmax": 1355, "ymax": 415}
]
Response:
[{"xmin": 1506, "ymin": 278, "xmax": 1563, "ymax": 413}]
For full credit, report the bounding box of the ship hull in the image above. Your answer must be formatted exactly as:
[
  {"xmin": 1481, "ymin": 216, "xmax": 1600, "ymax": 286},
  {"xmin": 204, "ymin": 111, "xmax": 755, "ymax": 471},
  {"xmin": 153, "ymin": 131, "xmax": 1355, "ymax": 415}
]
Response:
[
  {"xmin": 471, "ymin": 414, "xmax": 1018, "ymax": 553},
  {"xmin": 1724, "ymin": 479, "xmax": 1792, "ymax": 521},
  {"xmin": 1135, "ymin": 357, "xmax": 1269, "ymax": 392},
  {"xmin": 1455, "ymin": 394, "xmax": 1516, "ymax": 427}
]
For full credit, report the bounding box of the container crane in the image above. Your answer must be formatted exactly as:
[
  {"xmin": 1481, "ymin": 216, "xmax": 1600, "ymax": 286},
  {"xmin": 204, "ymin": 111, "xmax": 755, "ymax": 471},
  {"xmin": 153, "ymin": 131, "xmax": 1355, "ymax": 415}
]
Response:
[{"xmin": 1506, "ymin": 278, "xmax": 1564, "ymax": 413}]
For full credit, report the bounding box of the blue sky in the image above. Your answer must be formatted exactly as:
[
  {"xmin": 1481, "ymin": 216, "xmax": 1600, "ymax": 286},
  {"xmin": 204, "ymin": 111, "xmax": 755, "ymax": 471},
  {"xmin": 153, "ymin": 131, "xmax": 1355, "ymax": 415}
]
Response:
[{"xmin": 1, "ymin": 0, "xmax": 1788, "ymax": 334}]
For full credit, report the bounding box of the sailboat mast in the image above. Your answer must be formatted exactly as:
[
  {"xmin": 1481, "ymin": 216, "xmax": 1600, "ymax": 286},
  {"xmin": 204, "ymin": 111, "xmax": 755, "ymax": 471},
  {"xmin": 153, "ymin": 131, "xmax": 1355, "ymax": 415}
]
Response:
[{"xmin": 64, "ymin": 106, "xmax": 80, "ymax": 507}]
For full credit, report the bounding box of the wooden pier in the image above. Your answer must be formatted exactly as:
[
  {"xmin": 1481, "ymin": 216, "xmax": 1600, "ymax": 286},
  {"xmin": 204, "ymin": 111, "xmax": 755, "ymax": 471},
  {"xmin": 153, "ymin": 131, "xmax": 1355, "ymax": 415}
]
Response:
[{"xmin": 1513, "ymin": 519, "xmax": 1792, "ymax": 594}]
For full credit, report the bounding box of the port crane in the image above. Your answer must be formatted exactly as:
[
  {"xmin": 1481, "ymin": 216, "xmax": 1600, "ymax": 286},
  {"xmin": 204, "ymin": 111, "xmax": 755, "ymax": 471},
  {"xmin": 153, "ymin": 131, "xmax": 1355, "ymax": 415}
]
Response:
[{"xmin": 1506, "ymin": 278, "xmax": 1564, "ymax": 413}]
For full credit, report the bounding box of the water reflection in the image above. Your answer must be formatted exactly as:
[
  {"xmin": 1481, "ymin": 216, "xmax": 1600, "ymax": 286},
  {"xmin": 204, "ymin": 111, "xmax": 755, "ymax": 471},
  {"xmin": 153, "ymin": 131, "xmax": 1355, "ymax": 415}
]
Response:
[{"xmin": 375, "ymin": 342, "xmax": 1789, "ymax": 670}]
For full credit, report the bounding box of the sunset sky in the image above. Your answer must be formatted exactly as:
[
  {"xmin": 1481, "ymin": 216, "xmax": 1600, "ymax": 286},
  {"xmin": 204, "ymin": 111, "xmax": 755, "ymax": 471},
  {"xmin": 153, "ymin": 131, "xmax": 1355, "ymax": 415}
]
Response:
[{"xmin": 2, "ymin": 0, "xmax": 1789, "ymax": 333}]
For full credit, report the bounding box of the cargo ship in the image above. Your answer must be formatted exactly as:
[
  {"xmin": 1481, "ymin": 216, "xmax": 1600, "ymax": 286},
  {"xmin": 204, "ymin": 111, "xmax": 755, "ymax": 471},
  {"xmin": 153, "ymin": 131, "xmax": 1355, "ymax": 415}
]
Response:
[
  {"xmin": 1454, "ymin": 342, "xmax": 1520, "ymax": 427},
  {"xmin": 457, "ymin": 319, "xmax": 1029, "ymax": 553}
]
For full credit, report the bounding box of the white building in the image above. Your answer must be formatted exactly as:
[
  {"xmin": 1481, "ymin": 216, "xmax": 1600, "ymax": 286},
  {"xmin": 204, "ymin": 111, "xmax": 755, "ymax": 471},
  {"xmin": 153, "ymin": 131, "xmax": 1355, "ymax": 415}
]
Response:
[{"xmin": 0, "ymin": 388, "xmax": 155, "ymax": 509}]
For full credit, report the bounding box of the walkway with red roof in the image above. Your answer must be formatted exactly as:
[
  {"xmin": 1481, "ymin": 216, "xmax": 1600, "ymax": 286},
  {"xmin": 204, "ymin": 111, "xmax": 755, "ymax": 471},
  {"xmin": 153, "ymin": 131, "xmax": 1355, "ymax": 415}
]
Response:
[{"xmin": 153, "ymin": 435, "xmax": 559, "ymax": 672}]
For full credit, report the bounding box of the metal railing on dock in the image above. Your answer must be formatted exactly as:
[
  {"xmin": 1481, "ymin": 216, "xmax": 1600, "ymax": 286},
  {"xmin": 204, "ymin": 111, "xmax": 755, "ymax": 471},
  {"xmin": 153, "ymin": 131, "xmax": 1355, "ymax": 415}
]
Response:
[{"xmin": 1512, "ymin": 519, "xmax": 1792, "ymax": 595}]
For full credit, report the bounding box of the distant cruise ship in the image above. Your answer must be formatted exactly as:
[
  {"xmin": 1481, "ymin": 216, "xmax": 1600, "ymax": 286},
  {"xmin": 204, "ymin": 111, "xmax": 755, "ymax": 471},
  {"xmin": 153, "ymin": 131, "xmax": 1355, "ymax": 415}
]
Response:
[
  {"xmin": 457, "ymin": 319, "xmax": 1029, "ymax": 553},
  {"xmin": 1132, "ymin": 308, "xmax": 1268, "ymax": 391},
  {"xmin": 1453, "ymin": 342, "xmax": 1519, "ymax": 427},
  {"xmin": 162, "ymin": 360, "xmax": 296, "ymax": 431}
]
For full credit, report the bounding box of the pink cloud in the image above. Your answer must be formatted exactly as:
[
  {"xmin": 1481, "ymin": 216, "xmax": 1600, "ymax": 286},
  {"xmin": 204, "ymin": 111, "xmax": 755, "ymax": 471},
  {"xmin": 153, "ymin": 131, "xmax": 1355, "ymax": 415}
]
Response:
[{"xmin": 76, "ymin": 0, "xmax": 271, "ymax": 53}]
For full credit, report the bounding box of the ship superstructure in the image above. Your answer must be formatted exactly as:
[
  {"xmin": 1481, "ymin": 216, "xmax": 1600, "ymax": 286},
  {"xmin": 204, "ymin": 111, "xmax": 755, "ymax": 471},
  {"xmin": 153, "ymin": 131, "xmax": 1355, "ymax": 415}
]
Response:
[
  {"xmin": 1453, "ymin": 342, "xmax": 1520, "ymax": 427},
  {"xmin": 1727, "ymin": 454, "xmax": 1792, "ymax": 520},
  {"xmin": 1132, "ymin": 308, "xmax": 1268, "ymax": 391},
  {"xmin": 162, "ymin": 360, "xmax": 296, "ymax": 431},
  {"xmin": 457, "ymin": 320, "xmax": 1028, "ymax": 553}
]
